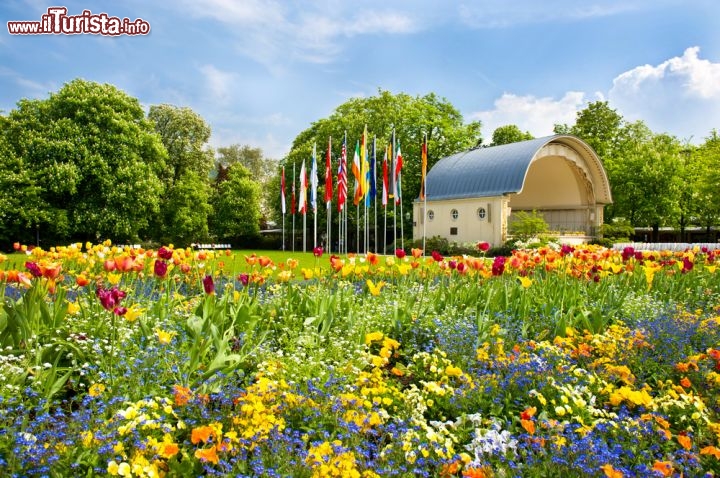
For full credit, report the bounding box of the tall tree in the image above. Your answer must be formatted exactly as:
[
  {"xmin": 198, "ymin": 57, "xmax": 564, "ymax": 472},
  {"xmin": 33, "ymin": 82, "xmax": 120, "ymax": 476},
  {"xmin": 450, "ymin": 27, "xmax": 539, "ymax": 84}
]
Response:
[
  {"xmin": 491, "ymin": 125, "xmax": 534, "ymax": 145},
  {"xmin": 216, "ymin": 145, "xmax": 275, "ymax": 222},
  {"xmin": 211, "ymin": 164, "xmax": 261, "ymax": 245},
  {"xmin": 2, "ymin": 79, "xmax": 166, "ymax": 243},
  {"xmin": 694, "ymin": 130, "xmax": 720, "ymax": 236},
  {"xmin": 148, "ymin": 104, "xmax": 214, "ymax": 186},
  {"xmin": 147, "ymin": 104, "xmax": 215, "ymax": 244}
]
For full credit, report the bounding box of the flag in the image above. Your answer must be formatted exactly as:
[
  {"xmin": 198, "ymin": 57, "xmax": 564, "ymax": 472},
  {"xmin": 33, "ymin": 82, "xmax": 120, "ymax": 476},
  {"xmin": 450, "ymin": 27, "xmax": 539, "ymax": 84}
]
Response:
[
  {"xmin": 360, "ymin": 125, "xmax": 369, "ymax": 203},
  {"xmin": 299, "ymin": 159, "xmax": 307, "ymax": 215},
  {"xmin": 382, "ymin": 145, "xmax": 389, "ymax": 207},
  {"xmin": 310, "ymin": 144, "xmax": 318, "ymax": 212},
  {"xmin": 394, "ymin": 139, "xmax": 403, "ymax": 205},
  {"xmin": 352, "ymin": 140, "xmax": 362, "ymax": 206},
  {"xmin": 325, "ymin": 137, "xmax": 333, "ymax": 204},
  {"xmin": 291, "ymin": 166, "xmax": 296, "ymax": 214},
  {"xmin": 338, "ymin": 137, "xmax": 347, "ymax": 211},
  {"xmin": 281, "ymin": 167, "xmax": 286, "ymax": 214},
  {"xmin": 420, "ymin": 135, "xmax": 428, "ymax": 200},
  {"xmin": 366, "ymin": 137, "xmax": 376, "ymax": 208}
]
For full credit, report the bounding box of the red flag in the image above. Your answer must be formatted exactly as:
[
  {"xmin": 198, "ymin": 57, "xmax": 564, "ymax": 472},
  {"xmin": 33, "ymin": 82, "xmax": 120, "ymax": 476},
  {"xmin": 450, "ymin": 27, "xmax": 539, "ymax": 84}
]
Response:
[
  {"xmin": 337, "ymin": 137, "xmax": 347, "ymax": 211},
  {"xmin": 325, "ymin": 137, "xmax": 333, "ymax": 203},
  {"xmin": 394, "ymin": 141, "xmax": 403, "ymax": 205},
  {"xmin": 281, "ymin": 167, "xmax": 286, "ymax": 214},
  {"xmin": 419, "ymin": 136, "xmax": 428, "ymax": 200}
]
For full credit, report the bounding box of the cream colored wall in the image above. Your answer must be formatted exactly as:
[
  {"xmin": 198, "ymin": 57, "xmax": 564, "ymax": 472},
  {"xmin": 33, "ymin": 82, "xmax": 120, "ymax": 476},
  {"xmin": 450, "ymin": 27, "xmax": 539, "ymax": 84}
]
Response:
[
  {"xmin": 413, "ymin": 196, "xmax": 509, "ymax": 247},
  {"xmin": 510, "ymin": 155, "xmax": 587, "ymax": 209}
]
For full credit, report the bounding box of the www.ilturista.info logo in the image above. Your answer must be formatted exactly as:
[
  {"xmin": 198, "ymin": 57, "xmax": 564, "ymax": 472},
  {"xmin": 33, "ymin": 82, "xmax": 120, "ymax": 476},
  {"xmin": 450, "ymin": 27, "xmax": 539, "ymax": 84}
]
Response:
[{"xmin": 7, "ymin": 7, "xmax": 150, "ymax": 36}]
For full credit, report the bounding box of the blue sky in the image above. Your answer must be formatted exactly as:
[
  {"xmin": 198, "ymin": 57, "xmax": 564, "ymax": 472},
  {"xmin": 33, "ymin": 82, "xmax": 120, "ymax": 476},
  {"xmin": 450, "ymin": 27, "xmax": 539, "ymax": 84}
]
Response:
[{"xmin": 2, "ymin": 0, "xmax": 719, "ymax": 159}]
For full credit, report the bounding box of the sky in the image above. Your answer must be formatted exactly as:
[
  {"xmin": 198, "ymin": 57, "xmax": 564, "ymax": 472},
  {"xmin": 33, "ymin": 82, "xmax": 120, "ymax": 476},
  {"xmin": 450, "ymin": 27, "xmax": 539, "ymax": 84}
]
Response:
[{"xmin": 2, "ymin": 0, "xmax": 719, "ymax": 160}]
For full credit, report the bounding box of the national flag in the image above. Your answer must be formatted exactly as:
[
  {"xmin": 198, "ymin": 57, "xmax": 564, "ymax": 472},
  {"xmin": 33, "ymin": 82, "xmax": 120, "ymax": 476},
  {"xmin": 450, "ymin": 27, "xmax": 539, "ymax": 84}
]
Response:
[
  {"xmin": 394, "ymin": 139, "xmax": 403, "ymax": 205},
  {"xmin": 299, "ymin": 159, "xmax": 308, "ymax": 215},
  {"xmin": 420, "ymin": 135, "xmax": 428, "ymax": 200},
  {"xmin": 360, "ymin": 125, "xmax": 369, "ymax": 202},
  {"xmin": 337, "ymin": 137, "xmax": 347, "ymax": 211},
  {"xmin": 310, "ymin": 144, "xmax": 318, "ymax": 212},
  {"xmin": 366, "ymin": 137, "xmax": 376, "ymax": 208},
  {"xmin": 281, "ymin": 167, "xmax": 286, "ymax": 214},
  {"xmin": 325, "ymin": 137, "xmax": 333, "ymax": 204},
  {"xmin": 352, "ymin": 140, "xmax": 362, "ymax": 206},
  {"xmin": 291, "ymin": 166, "xmax": 296, "ymax": 214},
  {"xmin": 382, "ymin": 145, "xmax": 389, "ymax": 207}
]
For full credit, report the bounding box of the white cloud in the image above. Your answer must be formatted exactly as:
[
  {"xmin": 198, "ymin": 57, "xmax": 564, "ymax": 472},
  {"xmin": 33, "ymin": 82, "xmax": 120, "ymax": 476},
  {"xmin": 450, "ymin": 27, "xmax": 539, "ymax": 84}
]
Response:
[
  {"xmin": 174, "ymin": 0, "xmax": 417, "ymax": 68},
  {"xmin": 199, "ymin": 64, "xmax": 236, "ymax": 102},
  {"xmin": 609, "ymin": 46, "xmax": 720, "ymax": 142},
  {"xmin": 457, "ymin": 0, "xmax": 645, "ymax": 28},
  {"xmin": 468, "ymin": 91, "xmax": 587, "ymax": 140}
]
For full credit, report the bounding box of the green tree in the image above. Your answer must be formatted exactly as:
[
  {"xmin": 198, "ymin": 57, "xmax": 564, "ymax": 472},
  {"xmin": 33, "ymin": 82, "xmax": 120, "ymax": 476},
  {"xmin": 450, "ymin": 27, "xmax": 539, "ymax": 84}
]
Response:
[
  {"xmin": 278, "ymin": 90, "xmax": 482, "ymax": 241},
  {"xmin": 148, "ymin": 104, "xmax": 214, "ymax": 185},
  {"xmin": 148, "ymin": 104, "xmax": 215, "ymax": 244},
  {"xmin": 567, "ymin": 101, "xmax": 624, "ymax": 161},
  {"xmin": 491, "ymin": 124, "xmax": 534, "ymax": 145},
  {"xmin": 211, "ymin": 164, "xmax": 261, "ymax": 245},
  {"xmin": 2, "ymin": 79, "xmax": 166, "ymax": 243},
  {"xmin": 216, "ymin": 145, "xmax": 275, "ymax": 225},
  {"xmin": 694, "ymin": 130, "xmax": 720, "ymax": 236},
  {"xmin": 158, "ymin": 171, "xmax": 212, "ymax": 246}
]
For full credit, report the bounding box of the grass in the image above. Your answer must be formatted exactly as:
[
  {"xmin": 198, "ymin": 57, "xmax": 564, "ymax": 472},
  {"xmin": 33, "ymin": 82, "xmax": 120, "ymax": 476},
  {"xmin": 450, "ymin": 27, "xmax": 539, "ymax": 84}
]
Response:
[{"xmin": 2, "ymin": 248, "xmax": 337, "ymax": 274}]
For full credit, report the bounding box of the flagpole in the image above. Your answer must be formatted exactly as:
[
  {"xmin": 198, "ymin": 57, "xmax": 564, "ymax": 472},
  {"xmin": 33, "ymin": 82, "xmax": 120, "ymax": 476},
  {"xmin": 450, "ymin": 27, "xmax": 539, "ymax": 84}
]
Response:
[
  {"xmin": 399, "ymin": 171, "xmax": 404, "ymax": 250},
  {"xmin": 313, "ymin": 142, "xmax": 317, "ymax": 250},
  {"xmin": 327, "ymin": 136, "xmax": 332, "ymax": 253},
  {"xmin": 422, "ymin": 133, "xmax": 428, "ymax": 254},
  {"xmin": 292, "ymin": 164, "xmax": 296, "ymax": 252},
  {"xmin": 281, "ymin": 167, "xmax": 286, "ymax": 251},
  {"xmin": 392, "ymin": 130, "xmax": 397, "ymax": 249},
  {"xmin": 373, "ymin": 136, "xmax": 378, "ymax": 254}
]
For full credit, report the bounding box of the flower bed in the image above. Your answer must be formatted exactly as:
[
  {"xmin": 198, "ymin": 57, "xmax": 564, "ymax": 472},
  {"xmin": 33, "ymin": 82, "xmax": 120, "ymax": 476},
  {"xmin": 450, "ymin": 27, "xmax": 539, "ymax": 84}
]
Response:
[{"xmin": 0, "ymin": 242, "xmax": 719, "ymax": 476}]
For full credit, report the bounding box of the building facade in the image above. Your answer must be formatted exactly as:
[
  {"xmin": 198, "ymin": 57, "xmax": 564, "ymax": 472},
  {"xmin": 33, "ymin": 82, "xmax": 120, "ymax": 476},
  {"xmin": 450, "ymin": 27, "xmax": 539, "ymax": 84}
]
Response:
[{"xmin": 412, "ymin": 135, "xmax": 612, "ymax": 246}]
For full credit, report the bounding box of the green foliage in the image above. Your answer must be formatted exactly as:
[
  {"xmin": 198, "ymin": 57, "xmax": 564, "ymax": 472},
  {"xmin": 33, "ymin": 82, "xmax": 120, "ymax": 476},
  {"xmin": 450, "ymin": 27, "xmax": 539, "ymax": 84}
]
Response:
[
  {"xmin": 508, "ymin": 210, "xmax": 549, "ymax": 241},
  {"xmin": 490, "ymin": 124, "xmax": 534, "ymax": 145},
  {"xmin": 2, "ymin": 79, "xmax": 166, "ymax": 243},
  {"xmin": 211, "ymin": 164, "xmax": 261, "ymax": 245},
  {"xmin": 599, "ymin": 218, "xmax": 635, "ymax": 243},
  {"xmin": 215, "ymin": 144, "xmax": 276, "ymax": 222},
  {"xmin": 157, "ymin": 171, "xmax": 212, "ymax": 246}
]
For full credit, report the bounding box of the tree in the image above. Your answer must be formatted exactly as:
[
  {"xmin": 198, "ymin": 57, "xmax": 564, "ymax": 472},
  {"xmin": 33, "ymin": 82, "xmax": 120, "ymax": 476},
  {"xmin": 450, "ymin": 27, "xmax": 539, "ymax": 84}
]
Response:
[
  {"xmin": 216, "ymin": 145, "xmax": 275, "ymax": 224},
  {"xmin": 157, "ymin": 171, "xmax": 212, "ymax": 246},
  {"xmin": 491, "ymin": 125, "xmax": 534, "ymax": 145},
  {"xmin": 694, "ymin": 130, "xmax": 720, "ymax": 236},
  {"xmin": 211, "ymin": 164, "xmax": 261, "ymax": 245},
  {"xmin": 278, "ymin": 90, "xmax": 482, "ymax": 240},
  {"xmin": 148, "ymin": 104, "xmax": 215, "ymax": 244},
  {"xmin": 567, "ymin": 101, "xmax": 623, "ymax": 161},
  {"xmin": 2, "ymin": 79, "xmax": 166, "ymax": 243},
  {"xmin": 148, "ymin": 104, "xmax": 214, "ymax": 185}
]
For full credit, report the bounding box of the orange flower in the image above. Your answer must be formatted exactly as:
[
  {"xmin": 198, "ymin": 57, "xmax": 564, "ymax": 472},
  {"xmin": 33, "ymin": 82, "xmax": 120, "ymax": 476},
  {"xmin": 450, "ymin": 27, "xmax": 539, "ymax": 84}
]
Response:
[
  {"xmin": 676, "ymin": 434, "xmax": 692, "ymax": 451},
  {"xmin": 680, "ymin": 377, "xmax": 691, "ymax": 388},
  {"xmin": 366, "ymin": 252, "xmax": 379, "ymax": 266},
  {"xmin": 245, "ymin": 254, "xmax": 257, "ymax": 266},
  {"xmin": 258, "ymin": 256, "xmax": 272, "ymax": 267},
  {"xmin": 520, "ymin": 406, "xmax": 537, "ymax": 420},
  {"xmin": 440, "ymin": 460, "xmax": 462, "ymax": 477},
  {"xmin": 191, "ymin": 425, "xmax": 216, "ymax": 445},
  {"xmin": 194, "ymin": 446, "xmax": 219, "ymax": 464},
  {"xmin": 173, "ymin": 385, "xmax": 192, "ymax": 406},
  {"xmin": 411, "ymin": 248, "xmax": 423, "ymax": 258},
  {"xmin": 114, "ymin": 255, "xmax": 135, "ymax": 272},
  {"xmin": 652, "ymin": 461, "xmax": 673, "ymax": 477},
  {"xmin": 700, "ymin": 445, "xmax": 720, "ymax": 459},
  {"xmin": 76, "ymin": 274, "xmax": 90, "ymax": 287},
  {"xmin": 600, "ymin": 463, "xmax": 624, "ymax": 478},
  {"xmin": 462, "ymin": 466, "xmax": 489, "ymax": 478},
  {"xmin": 520, "ymin": 419, "xmax": 535, "ymax": 435},
  {"xmin": 39, "ymin": 262, "xmax": 62, "ymax": 279}
]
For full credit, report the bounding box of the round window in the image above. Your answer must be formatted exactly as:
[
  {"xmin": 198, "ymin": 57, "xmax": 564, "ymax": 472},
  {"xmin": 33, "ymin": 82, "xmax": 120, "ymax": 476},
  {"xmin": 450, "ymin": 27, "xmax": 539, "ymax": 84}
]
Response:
[
  {"xmin": 451, "ymin": 209, "xmax": 459, "ymax": 220},
  {"xmin": 427, "ymin": 210, "xmax": 434, "ymax": 220},
  {"xmin": 477, "ymin": 207, "xmax": 486, "ymax": 220}
]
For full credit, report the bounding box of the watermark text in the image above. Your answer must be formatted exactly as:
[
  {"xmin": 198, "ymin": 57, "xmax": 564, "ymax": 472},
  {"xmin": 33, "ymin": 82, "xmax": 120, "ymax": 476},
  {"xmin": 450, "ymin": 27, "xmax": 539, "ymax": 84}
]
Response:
[{"xmin": 7, "ymin": 7, "xmax": 151, "ymax": 36}]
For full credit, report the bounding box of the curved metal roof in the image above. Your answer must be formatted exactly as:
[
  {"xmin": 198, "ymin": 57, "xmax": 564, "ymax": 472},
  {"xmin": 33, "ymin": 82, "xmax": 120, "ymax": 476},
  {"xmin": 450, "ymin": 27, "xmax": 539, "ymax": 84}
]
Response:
[{"xmin": 425, "ymin": 134, "xmax": 610, "ymax": 201}]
